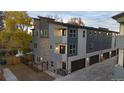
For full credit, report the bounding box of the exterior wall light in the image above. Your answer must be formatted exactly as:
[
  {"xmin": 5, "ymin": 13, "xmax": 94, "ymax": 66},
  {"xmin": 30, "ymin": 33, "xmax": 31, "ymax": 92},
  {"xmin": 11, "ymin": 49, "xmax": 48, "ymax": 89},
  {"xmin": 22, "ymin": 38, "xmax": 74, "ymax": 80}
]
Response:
[
  {"xmin": 101, "ymin": 54, "xmax": 103, "ymax": 57},
  {"xmin": 40, "ymin": 57, "xmax": 43, "ymax": 61},
  {"xmin": 55, "ymin": 47, "xmax": 59, "ymax": 50},
  {"xmin": 86, "ymin": 58, "xmax": 89, "ymax": 61}
]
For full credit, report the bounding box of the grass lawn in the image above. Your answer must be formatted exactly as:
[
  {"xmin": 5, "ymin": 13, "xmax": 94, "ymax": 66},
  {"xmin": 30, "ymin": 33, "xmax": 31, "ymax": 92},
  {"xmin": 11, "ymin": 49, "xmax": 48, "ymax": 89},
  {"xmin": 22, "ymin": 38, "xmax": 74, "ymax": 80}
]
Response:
[{"xmin": 7, "ymin": 63, "xmax": 54, "ymax": 81}]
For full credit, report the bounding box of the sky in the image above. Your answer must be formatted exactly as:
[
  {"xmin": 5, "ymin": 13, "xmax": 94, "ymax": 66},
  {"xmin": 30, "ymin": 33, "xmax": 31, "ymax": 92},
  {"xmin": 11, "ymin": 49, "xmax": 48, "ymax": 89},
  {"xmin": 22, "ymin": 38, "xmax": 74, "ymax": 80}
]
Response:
[{"xmin": 28, "ymin": 11, "xmax": 122, "ymax": 32}]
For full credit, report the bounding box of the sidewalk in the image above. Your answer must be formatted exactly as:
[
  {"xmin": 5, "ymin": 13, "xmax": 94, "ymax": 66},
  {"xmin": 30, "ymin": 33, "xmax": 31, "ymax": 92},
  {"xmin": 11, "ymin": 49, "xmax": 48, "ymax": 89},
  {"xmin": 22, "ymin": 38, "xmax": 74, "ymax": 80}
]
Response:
[
  {"xmin": 3, "ymin": 68, "xmax": 18, "ymax": 81},
  {"xmin": 45, "ymin": 70, "xmax": 63, "ymax": 79},
  {"xmin": 111, "ymin": 65, "xmax": 124, "ymax": 80}
]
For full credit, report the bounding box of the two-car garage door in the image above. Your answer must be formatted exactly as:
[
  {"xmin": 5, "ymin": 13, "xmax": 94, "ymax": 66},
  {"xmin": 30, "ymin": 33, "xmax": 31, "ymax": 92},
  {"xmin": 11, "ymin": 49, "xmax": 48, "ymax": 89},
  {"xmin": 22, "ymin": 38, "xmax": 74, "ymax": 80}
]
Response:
[{"xmin": 71, "ymin": 58, "xmax": 85, "ymax": 72}]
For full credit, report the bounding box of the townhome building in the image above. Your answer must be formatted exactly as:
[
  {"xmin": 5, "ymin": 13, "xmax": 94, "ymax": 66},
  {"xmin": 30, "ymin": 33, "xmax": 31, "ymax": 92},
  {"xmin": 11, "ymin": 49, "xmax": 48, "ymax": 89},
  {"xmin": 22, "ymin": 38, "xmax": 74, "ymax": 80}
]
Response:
[
  {"xmin": 112, "ymin": 12, "xmax": 124, "ymax": 67},
  {"xmin": 31, "ymin": 16, "xmax": 118, "ymax": 75}
]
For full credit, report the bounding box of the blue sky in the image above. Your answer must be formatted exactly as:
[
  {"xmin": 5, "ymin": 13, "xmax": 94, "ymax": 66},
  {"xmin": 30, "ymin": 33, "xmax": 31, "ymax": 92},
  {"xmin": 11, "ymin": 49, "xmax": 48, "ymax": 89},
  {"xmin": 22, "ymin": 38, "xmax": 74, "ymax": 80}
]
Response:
[{"xmin": 28, "ymin": 11, "xmax": 122, "ymax": 31}]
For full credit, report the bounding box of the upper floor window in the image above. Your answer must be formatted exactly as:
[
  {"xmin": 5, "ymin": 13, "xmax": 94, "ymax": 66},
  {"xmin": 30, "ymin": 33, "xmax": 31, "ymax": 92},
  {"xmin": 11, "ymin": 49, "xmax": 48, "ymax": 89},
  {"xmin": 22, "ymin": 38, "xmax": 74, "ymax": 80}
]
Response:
[
  {"xmin": 83, "ymin": 31, "xmax": 85, "ymax": 37},
  {"xmin": 43, "ymin": 30, "xmax": 48, "ymax": 37},
  {"xmin": 32, "ymin": 31, "xmax": 35, "ymax": 37},
  {"xmin": 60, "ymin": 45, "xmax": 66, "ymax": 54},
  {"xmin": 69, "ymin": 44, "xmax": 77, "ymax": 55},
  {"xmin": 34, "ymin": 43, "xmax": 37, "ymax": 48},
  {"xmin": 62, "ymin": 29, "xmax": 66, "ymax": 36},
  {"xmin": 40, "ymin": 30, "xmax": 43, "ymax": 35},
  {"xmin": 40, "ymin": 29, "xmax": 48, "ymax": 38},
  {"xmin": 69, "ymin": 29, "xmax": 77, "ymax": 38},
  {"xmin": 36, "ymin": 31, "xmax": 38, "ymax": 36},
  {"xmin": 89, "ymin": 31, "xmax": 92, "ymax": 36}
]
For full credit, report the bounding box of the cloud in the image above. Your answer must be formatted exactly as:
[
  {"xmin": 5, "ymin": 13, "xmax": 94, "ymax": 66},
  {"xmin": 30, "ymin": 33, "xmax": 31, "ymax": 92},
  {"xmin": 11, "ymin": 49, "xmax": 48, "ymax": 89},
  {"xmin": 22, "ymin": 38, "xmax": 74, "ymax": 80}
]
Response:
[{"xmin": 28, "ymin": 11, "xmax": 121, "ymax": 31}]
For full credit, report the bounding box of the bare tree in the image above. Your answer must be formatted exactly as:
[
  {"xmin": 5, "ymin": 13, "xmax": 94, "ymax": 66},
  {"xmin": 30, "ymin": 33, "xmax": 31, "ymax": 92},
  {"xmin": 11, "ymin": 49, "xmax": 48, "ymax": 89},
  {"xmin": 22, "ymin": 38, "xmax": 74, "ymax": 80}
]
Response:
[
  {"xmin": 46, "ymin": 14, "xmax": 63, "ymax": 22},
  {"xmin": 68, "ymin": 17, "xmax": 85, "ymax": 26}
]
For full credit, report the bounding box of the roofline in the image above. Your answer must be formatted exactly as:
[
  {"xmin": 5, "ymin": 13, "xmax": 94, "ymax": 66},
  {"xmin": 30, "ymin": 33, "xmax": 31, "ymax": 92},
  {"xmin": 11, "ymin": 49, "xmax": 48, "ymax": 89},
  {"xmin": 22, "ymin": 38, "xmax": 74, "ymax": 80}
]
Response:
[
  {"xmin": 33, "ymin": 16, "xmax": 119, "ymax": 33},
  {"xmin": 49, "ymin": 20, "xmax": 118, "ymax": 33},
  {"xmin": 112, "ymin": 12, "xmax": 124, "ymax": 19}
]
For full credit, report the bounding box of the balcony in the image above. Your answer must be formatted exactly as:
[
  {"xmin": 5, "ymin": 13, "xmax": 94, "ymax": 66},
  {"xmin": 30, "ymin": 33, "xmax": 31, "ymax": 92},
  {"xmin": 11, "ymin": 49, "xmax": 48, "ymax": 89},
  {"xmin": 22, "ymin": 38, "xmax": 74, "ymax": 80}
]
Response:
[
  {"xmin": 116, "ymin": 35, "xmax": 124, "ymax": 49},
  {"xmin": 56, "ymin": 54, "xmax": 67, "ymax": 62},
  {"xmin": 55, "ymin": 36, "xmax": 67, "ymax": 44}
]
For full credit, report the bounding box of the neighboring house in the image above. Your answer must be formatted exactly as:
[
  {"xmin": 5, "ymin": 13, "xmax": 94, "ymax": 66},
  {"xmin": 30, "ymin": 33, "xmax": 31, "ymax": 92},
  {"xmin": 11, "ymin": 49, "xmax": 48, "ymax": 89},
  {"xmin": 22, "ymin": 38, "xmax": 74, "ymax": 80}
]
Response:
[
  {"xmin": 112, "ymin": 12, "xmax": 124, "ymax": 67},
  {"xmin": 31, "ymin": 16, "xmax": 118, "ymax": 75}
]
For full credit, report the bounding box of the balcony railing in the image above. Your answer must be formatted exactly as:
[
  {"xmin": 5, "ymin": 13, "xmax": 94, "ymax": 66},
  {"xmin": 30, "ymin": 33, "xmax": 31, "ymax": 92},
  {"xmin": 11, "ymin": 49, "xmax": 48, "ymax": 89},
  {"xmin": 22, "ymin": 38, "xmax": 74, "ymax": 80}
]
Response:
[
  {"xmin": 116, "ymin": 35, "xmax": 124, "ymax": 49},
  {"xmin": 56, "ymin": 53, "xmax": 67, "ymax": 62},
  {"xmin": 55, "ymin": 36, "xmax": 67, "ymax": 43}
]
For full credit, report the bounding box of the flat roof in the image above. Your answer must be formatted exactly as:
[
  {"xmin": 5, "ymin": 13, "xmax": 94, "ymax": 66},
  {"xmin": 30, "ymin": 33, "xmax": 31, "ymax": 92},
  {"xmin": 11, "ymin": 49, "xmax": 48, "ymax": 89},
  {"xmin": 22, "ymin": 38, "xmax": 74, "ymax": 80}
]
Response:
[
  {"xmin": 112, "ymin": 12, "xmax": 124, "ymax": 19},
  {"xmin": 33, "ymin": 16, "xmax": 119, "ymax": 33}
]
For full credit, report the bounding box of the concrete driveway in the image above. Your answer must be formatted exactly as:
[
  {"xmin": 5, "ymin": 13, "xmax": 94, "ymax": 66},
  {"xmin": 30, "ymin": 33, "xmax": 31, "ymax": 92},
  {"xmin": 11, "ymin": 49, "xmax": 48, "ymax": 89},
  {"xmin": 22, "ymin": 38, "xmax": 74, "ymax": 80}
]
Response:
[{"xmin": 56, "ymin": 57, "xmax": 117, "ymax": 81}]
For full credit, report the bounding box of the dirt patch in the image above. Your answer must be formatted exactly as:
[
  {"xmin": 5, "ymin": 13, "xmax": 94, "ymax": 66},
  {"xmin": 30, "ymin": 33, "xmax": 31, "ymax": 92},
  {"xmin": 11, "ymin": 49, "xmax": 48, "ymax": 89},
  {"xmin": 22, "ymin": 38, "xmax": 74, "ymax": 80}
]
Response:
[{"xmin": 7, "ymin": 63, "xmax": 54, "ymax": 81}]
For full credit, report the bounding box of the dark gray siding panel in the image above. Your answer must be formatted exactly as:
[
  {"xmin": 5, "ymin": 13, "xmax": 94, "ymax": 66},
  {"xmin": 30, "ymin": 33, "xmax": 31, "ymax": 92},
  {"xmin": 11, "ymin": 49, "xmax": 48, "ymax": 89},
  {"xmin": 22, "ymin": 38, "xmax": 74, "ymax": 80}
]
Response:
[{"xmin": 86, "ymin": 30, "xmax": 112, "ymax": 53}]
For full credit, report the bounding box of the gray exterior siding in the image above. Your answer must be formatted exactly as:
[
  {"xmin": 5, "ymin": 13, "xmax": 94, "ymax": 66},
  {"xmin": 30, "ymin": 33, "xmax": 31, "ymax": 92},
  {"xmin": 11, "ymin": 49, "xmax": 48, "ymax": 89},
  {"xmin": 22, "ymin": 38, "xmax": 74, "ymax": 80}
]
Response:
[
  {"xmin": 34, "ymin": 19, "xmax": 49, "ymax": 38},
  {"xmin": 86, "ymin": 30, "xmax": 112, "ymax": 53}
]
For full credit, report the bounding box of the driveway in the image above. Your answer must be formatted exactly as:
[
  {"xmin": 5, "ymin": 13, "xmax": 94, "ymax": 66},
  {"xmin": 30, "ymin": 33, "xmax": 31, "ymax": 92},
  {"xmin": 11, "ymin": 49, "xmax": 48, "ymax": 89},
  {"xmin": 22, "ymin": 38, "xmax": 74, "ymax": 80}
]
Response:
[{"xmin": 56, "ymin": 57, "xmax": 117, "ymax": 81}]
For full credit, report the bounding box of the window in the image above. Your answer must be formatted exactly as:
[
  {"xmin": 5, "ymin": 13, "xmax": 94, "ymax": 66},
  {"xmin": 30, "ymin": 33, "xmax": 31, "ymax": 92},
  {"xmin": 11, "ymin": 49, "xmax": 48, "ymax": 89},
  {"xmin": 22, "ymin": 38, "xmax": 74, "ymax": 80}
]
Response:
[
  {"xmin": 41, "ymin": 30, "xmax": 43, "ymax": 35},
  {"xmin": 62, "ymin": 62, "xmax": 66, "ymax": 70},
  {"xmin": 62, "ymin": 29, "xmax": 66, "ymax": 36},
  {"xmin": 94, "ymin": 31, "xmax": 97, "ymax": 34},
  {"xmin": 32, "ymin": 55, "xmax": 35, "ymax": 61},
  {"xmin": 32, "ymin": 31, "xmax": 34, "ymax": 36},
  {"xmin": 69, "ymin": 44, "xmax": 77, "ymax": 55},
  {"xmin": 51, "ymin": 61, "xmax": 54, "ymax": 67},
  {"xmin": 40, "ymin": 29, "xmax": 48, "ymax": 37},
  {"xmin": 50, "ymin": 45, "xmax": 52, "ymax": 49},
  {"xmin": 83, "ymin": 31, "xmax": 85, "ymax": 37},
  {"xmin": 89, "ymin": 31, "xmax": 92, "ymax": 36},
  {"xmin": 37, "ymin": 56, "xmax": 40, "ymax": 62},
  {"xmin": 69, "ymin": 29, "xmax": 77, "ymax": 38},
  {"xmin": 43, "ymin": 30, "xmax": 48, "ymax": 37},
  {"xmin": 36, "ymin": 31, "xmax": 38, "ymax": 36},
  {"xmin": 34, "ymin": 43, "xmax": 37, "ymax": 48},
  {"xmin": 60, "ymin": 45, "xmax": 65, "ymax": 54}
]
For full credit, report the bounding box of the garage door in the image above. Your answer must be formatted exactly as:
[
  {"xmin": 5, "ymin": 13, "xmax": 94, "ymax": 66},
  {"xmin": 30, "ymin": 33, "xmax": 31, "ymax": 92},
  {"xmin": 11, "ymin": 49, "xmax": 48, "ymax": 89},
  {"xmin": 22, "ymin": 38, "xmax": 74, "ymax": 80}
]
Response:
[
  {"xmin": 111, "ymin": 50, "xmax": 116, "ymax": 57},
  {"xmin": 71, "ymin": 58, "xmax": 85, "ymax": 72},
  {"xmin": 103, "ymin": 52, "xmax": 109, "ymax": 60},
  {"xmin": 89, "ymin": 55, "xmax": 99, "ymax": 65}
]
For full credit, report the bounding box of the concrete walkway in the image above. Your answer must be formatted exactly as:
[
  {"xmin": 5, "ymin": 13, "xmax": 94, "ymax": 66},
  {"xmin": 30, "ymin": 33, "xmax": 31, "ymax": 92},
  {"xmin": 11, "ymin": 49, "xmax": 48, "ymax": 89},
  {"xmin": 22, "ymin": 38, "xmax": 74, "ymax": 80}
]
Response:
[
  {"xmin": 111, "ymin": 65, "xmax": 124, "ymax": 80},
  {"xmin": 56, "ymin": 57, "xmax": 117, "ymax": 81},
  {"xmin": 45, "ymin": 70, "xmax": 63, "ymax": 79},
  {"xmin": 3, "ymin": 68, "xmax": 18, "ymax": 81}
]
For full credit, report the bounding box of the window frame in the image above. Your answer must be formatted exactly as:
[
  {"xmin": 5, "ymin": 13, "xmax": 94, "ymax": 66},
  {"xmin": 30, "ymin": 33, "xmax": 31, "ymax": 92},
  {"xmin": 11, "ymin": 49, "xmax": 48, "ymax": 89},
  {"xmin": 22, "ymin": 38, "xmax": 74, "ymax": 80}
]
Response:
[
  {"xmin": 69, "ymin": 29, "xmax": 77, "ymax": 38},
  {"xmin": 69, "ymin": 44, "xmax": 77, "ymax": 55},
  {"xmin": 60, "ymin": 45, "xmax": 66, "ymax": 54}
]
